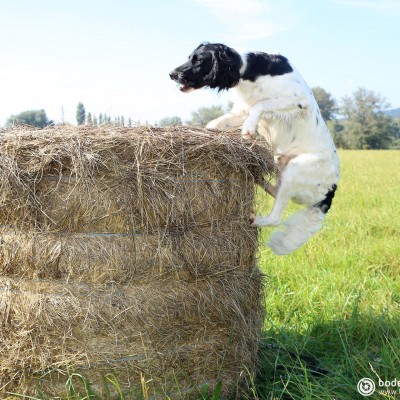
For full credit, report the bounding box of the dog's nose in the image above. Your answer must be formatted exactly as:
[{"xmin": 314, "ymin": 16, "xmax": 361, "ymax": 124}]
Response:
[{"xmin": 169, "ymin": 70, "xmax": 178, "ymax": 80}]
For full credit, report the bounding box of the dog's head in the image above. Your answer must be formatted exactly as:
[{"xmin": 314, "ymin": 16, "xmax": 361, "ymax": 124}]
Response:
[{"xmin": 169, "ymin": 42, "xmax": 242, "ymax": 92}]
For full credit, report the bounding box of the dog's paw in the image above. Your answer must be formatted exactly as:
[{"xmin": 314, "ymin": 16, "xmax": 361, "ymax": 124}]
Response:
[
  {"xmin": 241, "ymin": 118, "xmax": 257, "ymax": 137},
  {"xmin": 251, "ymin": 215, "xmax": 281, "ymax": 227},
  {"xmin": 242, "ymin": 133, "xmax": 254, "ymax": 141},
  {"xmin": 206, "ymin": 120, "xmax": 221, "ymax": 129},
  {"xmin": 251, "ymin": 215, "xmax": 263, "ymax": 227},
  {"xmin": 249, "ymin": 208, "xmax": 256, "ymax": 225},
  {"xmin": 241, "ymin": 127, "xmax": 256, "ymax": 138}
]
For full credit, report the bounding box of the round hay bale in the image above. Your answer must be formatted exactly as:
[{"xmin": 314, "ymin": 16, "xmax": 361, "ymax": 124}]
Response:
[{"xmin": 0, "ymin": 125, "xmax": 274, "ymax": 398}]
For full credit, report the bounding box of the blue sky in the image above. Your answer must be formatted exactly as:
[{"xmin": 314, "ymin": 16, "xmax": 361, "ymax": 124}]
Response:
[{"xmin": 1, "ymin": 0, "xmax": 399, "ymax": 126}]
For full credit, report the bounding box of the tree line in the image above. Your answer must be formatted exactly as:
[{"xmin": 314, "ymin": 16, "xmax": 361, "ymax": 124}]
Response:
[
  {"xmin": 5, "ymin": 103, "xmax": 136, "ymax": 129},
  {"xmin": 317, "ymin": 87, "xmax": 399, "ymax": 149},
  {"xmin": 160, "ymin": 87, "xmax": 400, "ymax": 150},
  {"xmin": 4, "ymin": 87, "xmax": 400, "ymax": 149},
  {"xmin": 75, "ymin": 102, "xmax": 135, "ymax": 127}
]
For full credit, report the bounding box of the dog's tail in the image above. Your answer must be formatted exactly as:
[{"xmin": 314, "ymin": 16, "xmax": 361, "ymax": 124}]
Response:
[{"xmin": 268, "ymin": 185, "xmax": 337, "ymax": 255}]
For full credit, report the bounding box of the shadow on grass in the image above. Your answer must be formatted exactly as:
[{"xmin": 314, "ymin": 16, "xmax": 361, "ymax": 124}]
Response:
[{"xmin": 255, "ymin": 304, "xmax": 400, "ymax": 400}]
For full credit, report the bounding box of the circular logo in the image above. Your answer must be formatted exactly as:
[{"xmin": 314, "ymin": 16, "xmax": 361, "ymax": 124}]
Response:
[{"xmin": 357, "ymin": 378, "xmax": 376, "ymax": 396}]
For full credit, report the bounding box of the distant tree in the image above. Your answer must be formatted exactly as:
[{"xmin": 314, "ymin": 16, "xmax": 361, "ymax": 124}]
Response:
[
  {"xmin": 158, "ymin": 116, "xmax": 182, "ymax": 127},
  {"xmin": 391, "ymin": 119, "xmax": 400, "ymax": 148},
  {"xmin": 6, "ymin": 109, "xmax": 52, "ymax": 128},
  {"xmin": 328, "ymin": 119, "xmax": 346, "ymax": 148},
  {"xmin": 187, "ymin": 105, "xmax": 225, "ymax": 126},
  {"xmin": 86, "ymin": 112, "xmax": 92, "ymax": 125},
  {"xmin": 127, "ymin": 117, "xmax": 132, "ymax": 127},
  {"xmin": 98, "ymin": 113, "xmax": 104, "ymax": 125},
  {"xmin": 338, "ymin": 88, "xmax": 396, "ymax": 149},
  {"xmin": 312, "ymin": 87, "xmax": 336, "ymax": 121},
  {"xmin": 76, "ymin": 102, "xmax": 86, "ymax": 125},
  {"xmin": 93, "ymin": 115, "xmax": 98, "ymax": 126},
  {"xmin": 114, "ymin": 116, "xmax": 125, "ymax": 126}
]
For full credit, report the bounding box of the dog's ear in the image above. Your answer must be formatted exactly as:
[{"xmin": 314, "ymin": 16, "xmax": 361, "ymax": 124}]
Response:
[{"xmin": 205, "ymin": 46, "xmax": 242, "ymax": 91}]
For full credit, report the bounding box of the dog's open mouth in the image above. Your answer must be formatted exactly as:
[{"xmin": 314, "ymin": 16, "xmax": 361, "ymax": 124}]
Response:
[{"xmin": 179, "ymin": 84, "xmax": 195, "ymax": 93}]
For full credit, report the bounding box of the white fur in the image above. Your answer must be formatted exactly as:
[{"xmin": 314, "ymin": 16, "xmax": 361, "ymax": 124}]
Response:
[
  {"xmin": 206, "ymin": 56, "xmax": 340, "ymax": 255},
  {"xmin": 268, "ymin": 207, "xmax": 325, "ymax": 255}
]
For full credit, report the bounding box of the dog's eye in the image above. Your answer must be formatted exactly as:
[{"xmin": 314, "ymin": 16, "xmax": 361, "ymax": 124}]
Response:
[{"xmin": 191, "ymin": 56, "xmax": 201, "ymax": 64}]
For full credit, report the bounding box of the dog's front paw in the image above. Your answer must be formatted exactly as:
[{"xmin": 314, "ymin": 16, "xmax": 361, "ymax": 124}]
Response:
[
  {"xmin": 206, "ymin": 119, "xmax": 222, "ymax": 129},
  {"xmin": 241, "ymin": 117, "xmax": 257, "ymax": 137}
]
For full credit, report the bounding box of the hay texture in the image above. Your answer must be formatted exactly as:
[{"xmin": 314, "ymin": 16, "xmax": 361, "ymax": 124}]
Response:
[{"xmin": 0, "ymin": 125, "xmax": 273, "ymax": 397}]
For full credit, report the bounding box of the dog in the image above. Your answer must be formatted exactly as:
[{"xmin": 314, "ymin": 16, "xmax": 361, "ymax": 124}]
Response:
[{"xmin": 170, "ymin": 42, "xmax": 340, "ymax": 255}]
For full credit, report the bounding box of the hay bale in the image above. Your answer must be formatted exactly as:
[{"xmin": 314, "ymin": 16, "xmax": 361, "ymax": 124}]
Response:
[{"xmin": 0, "ymin": 125, "xmax": 273, "ymax": 397}]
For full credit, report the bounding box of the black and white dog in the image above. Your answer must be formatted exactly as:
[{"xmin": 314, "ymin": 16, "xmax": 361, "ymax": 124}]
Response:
[{"xmin": 170, "ymin": 43, "xmax": 340, "ymax": 255}]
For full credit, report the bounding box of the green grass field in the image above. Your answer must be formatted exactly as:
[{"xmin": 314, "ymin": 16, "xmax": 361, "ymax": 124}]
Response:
[
  {"xmin": 256, "ymin": 150, "xmax": 400, "ymax": 399},
  {"xmin": 11, "ymin": 150, "xmax": 400, "ymax": 400}
]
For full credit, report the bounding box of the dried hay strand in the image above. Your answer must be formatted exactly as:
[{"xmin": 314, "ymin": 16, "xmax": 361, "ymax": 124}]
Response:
[
  {"xmin": 0, "ymin": 125, "xmax": 274, "ymax": 398},
  {"xmin": 0, "ymin": 225, "xmax": 257, "ymax": 284}
]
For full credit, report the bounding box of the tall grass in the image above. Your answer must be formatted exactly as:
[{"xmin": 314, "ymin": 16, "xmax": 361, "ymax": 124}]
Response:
[{"xmin": 9, "ymin": 150, "xmax": 400, "ymax": 399}]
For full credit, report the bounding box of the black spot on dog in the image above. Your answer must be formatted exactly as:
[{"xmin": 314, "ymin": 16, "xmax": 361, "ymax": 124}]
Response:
[
  {"xmin": 241, "ymin": 52, "xmax": 293, "ymax": 82},
  {"xmin": 314, "ymin": 184, "xmax": 337, "ymax": 214}
]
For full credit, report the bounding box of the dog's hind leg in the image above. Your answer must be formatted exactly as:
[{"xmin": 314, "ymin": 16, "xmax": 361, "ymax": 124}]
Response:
[
  {"xmin": 255, "ymin": 154, "xmax": 295, "ymax": 201},
  {"xmin": 252, "ymin": 155, "xmax": 298, "ymax": 226},
  {"xmin": 258, "ymin": 177, "xmax": 277, "ymax": 198},
  {"xmin": 252, "ymin": 178, "xmax": 291, "ymax": 226}
]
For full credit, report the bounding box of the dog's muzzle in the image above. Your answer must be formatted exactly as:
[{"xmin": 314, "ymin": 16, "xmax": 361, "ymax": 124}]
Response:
[
  {"xmin": 169, "ymin": 71, "xmax": 179, "ymax": 81},
  {"xmin": 169, "ymin": 70, "xmax": 196, "ymax": 93}
]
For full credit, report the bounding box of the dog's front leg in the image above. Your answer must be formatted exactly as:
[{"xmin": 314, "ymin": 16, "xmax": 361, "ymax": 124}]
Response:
[
  {"xmin": 242, "ymin": 97, "xmax": 309, "ymax": 136},
  {"xmin": 206, "ymin": 110, "xmax": 247, "ymax": 131}
]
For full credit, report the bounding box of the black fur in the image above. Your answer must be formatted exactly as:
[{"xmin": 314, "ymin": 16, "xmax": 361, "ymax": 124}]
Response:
[
  {"xmin": 315, "ymin": 184, "xmax": 337, "ymax": 214},
  {"xmin": 241, "ymin": 52, "xmax": 293, "ymax": 82},
  {"xmin": 169, "ymin": 43, "xmax": 242, "ymax": 92}
]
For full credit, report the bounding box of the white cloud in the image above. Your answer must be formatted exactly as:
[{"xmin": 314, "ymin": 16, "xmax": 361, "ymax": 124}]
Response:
[{"xmin": 192, "ymin": 0, "xmax": 287, "ymax": 41}]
